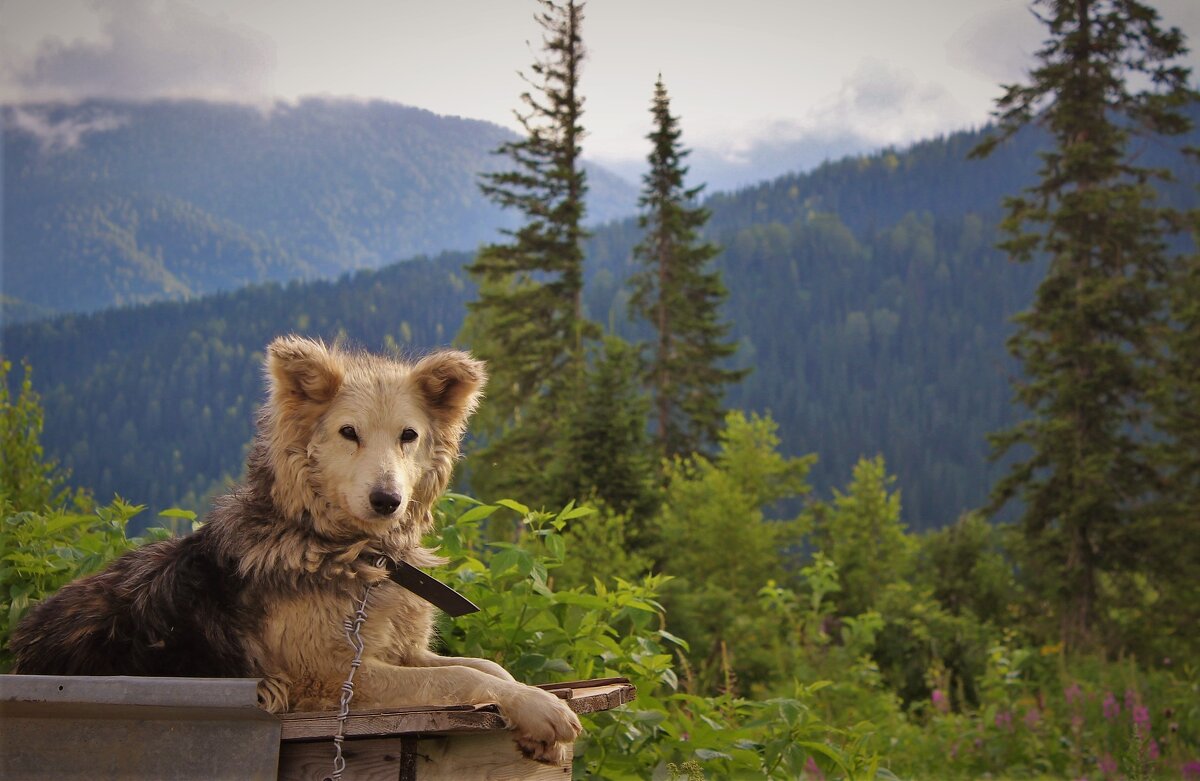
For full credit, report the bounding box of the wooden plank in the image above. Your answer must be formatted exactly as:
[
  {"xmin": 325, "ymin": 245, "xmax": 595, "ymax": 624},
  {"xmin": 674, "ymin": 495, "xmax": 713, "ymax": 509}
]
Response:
[
  {"xmin": 538, "ymin": 682, "xmax": 636, "ymax": 715},
  {"xmin": 277, "ymin": 733, "xmax": 571, "ymax": 781},
  {"xmin": 280, "ymin": 705, "xmax": 507, "ymax": 741},
  {"xmin": 413, "ymin": 733, "xmax": 571, "ymax": 781},
  {"xmin": 278, "ymin": 679, "xmax": 635, "ymax": 742},
  {"xmin": 278, "ymin": 736, "xmax": 407, "ymax": 781}
]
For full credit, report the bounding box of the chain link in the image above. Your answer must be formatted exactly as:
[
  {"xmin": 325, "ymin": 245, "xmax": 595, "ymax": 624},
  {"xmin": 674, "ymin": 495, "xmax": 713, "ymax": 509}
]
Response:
[{"xmin": 330, "ymin": 556, "xmax": 387, "ymax": 781}]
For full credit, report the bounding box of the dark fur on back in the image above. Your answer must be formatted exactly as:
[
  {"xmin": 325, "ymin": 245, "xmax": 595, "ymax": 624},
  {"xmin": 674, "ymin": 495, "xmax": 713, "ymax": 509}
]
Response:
[{"xmin": 10, "ymin": 525, "xmax": 256, "ymax": 677}]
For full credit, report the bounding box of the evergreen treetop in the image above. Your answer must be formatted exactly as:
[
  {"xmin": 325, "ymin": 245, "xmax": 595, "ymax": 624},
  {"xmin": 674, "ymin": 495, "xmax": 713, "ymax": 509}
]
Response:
[
  {"xmin": 630, "ymin": 76, "xmax": 747, "ymax": 460},
  {"xmin": 459, "ymin": 0, "xmax": 595, "ymax": 504}
]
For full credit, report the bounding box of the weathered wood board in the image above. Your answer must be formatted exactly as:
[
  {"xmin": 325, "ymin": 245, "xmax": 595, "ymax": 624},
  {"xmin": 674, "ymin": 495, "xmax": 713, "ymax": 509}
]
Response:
[{"xmin": 276, "ymin": 678, "xmax": 636, "ymax": 781}]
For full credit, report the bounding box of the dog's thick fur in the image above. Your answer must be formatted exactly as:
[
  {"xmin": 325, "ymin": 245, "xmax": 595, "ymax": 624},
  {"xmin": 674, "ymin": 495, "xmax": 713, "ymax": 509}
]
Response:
[{"xmin": 10, "ymin": 336, "xmax": 580, "ymax": 761}]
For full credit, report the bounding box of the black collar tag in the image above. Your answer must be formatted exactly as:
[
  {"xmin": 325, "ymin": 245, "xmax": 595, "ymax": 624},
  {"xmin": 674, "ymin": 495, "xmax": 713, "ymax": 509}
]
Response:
[{"xmin": 386, "ymin": 560, "xmax": 480, "ymax": 617}]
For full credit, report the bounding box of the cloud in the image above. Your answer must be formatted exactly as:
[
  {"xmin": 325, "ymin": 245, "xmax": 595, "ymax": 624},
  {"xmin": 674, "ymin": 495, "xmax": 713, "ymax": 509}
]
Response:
[
  {"xmin": 814, "ymin": 59, "xmax": 973, "ymax": 147},
  {"xmin": 622, "ymin": 59, "xmax": 975, "ymax": 191},
  {"xmin": 7, "ymin": 105, "xmax": 128, "ymax": 153},
  {"xmin": 4, "ymin": 0, "xmax": 275, "ymax": 102},
  {"xmin": 947, "ymin": 5, "xmax": 1042, "ymax": 86}
]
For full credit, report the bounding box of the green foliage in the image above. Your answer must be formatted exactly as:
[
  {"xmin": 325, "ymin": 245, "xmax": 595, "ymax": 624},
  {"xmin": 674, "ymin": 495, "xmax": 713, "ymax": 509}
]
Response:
[
  {"xmin": 429, "ymin": 494, "xmax": 887, "ymax": 780},
  {"xmin": 552, "ymin": 336, "xmax": 659, "ymax": 523},
  {"xmin": 655, "ymin": 411, "xmax": 816, "ymax": 693},
  {"xmin": 553, "ymin": 501, "xmax": 652, "ymax": 590},
  {"xmin": 0, "ymin": 360, "xmax": 76, "ymax": 510},
  {"xmin": 813, "ymin": 456, "xmax": 911, "ymax": 617}
]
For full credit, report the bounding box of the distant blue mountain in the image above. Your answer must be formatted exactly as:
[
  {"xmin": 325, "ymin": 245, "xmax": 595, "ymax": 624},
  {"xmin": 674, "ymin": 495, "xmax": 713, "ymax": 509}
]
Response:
[{"xmin": 1, "ymin": 98, "xmax": 637, "ymax": 321}]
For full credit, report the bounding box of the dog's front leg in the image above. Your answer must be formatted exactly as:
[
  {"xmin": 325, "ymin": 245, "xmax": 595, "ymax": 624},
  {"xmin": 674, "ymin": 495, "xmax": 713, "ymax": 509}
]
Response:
[
  {"xmin": 410, "ymin": 649, "xmax": 516, "ymax": 682},
  {"xmin": 356, "ymin": 659, "xmax": 580, "ymax": 762}
]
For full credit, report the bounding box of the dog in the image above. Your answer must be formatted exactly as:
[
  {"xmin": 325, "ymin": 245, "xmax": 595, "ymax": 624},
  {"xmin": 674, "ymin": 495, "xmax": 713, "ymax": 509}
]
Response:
[{"xmin": 10, "ymin": 335, "xmax": 581, "ymax": 762}]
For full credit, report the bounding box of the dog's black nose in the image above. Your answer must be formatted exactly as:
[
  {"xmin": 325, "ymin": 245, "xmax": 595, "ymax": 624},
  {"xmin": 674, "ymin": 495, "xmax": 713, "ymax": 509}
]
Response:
[{"xmin": 369, "ymin": 490, "xmax": 402, "ymax": 516}]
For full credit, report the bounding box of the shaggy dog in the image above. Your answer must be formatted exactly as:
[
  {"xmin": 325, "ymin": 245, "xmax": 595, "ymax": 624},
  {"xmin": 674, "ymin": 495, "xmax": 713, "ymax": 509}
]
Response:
[{"xmin": 10, "ymin": 335, "xmax": 581, "ymax": 761}]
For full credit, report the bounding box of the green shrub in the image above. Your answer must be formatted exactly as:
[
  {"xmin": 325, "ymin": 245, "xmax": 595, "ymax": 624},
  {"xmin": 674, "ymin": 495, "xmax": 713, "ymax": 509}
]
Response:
[{"xmin": 429, "ymin": 494, "xmax": 889, "ymax": 780}]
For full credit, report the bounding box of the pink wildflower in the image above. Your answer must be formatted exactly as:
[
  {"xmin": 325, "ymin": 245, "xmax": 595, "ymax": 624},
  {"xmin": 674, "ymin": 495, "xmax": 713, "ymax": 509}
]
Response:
[
  {"xmin": 1182, "ymin": 760, "xmax": 1200, "ymax": 780},
  {"xmin": 932, "ymin": 689, "xmax": 949, "ymax": 713},
  {"xmin": 1102, "ymin": 691, "xmax": 1119, "ymax": 721},
  {"xmin": 1064, "ymin": 682, "xmax": 1082, "ymax": 706},
  {"xmin": 994, "ymin": 710, "xmax": 1013, "ymax": 731},
  {"xmin": 1147, "ymin": 738, "xmax": 1159, "ymax": 761},
  {"xmin": 1132, "ymin": 704, "xmax": 1151, "ymax": 736},
  {"xmin": 1125, "ymin": 688, "xmax": 1137, "ymax": 713},
  {"xmin": 1098, "ymin": 753, "xmax": 1118, "ymax": 776},
  {"xmin": 803, "ymin": 755, "xmax": 825, "ymax": 780},
  {"xmin": 1024, "ymin": 708, "xmax": 1041, "ymax": 729}
]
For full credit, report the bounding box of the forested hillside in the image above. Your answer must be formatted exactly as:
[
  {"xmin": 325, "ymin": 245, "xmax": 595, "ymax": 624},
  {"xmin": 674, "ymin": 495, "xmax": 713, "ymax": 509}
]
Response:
[
  {"xmin": 4, "ymin": 117, "xmax": 1196, "ymax": 528},
  {"xmin": 1, "ymin": 98, "xmax": 637, "ymax": 319}
]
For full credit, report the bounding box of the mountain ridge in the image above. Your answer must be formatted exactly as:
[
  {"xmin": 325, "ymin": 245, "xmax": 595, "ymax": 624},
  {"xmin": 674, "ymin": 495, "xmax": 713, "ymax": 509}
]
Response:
[
  {"xmin": 3, "ymin": 109, "xmax": 1197, "ymax": 530},
  {"xmin": 2, "ymin": 97, "xmax": 638, "ymax": 320}
]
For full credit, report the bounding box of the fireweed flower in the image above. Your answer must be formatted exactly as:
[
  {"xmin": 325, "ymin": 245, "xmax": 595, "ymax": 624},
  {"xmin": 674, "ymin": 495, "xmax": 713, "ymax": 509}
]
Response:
[
  {"xmin": 932, "ymin": 689, "xmax": 949, "ymax": 713},
  {"xmin": 1098, "ymin": 753, "xmax": 1118, "ymax": 775},
  {"xmin": 994, "ymin": 710, "xmax": 1013, "ymax": 731},
  {"xmin": 1102, "ymin": 692, "xmax": 1119, "ymax": 721},
  {"xmin": 1064, "ymin": 682, "xmax": 1082, "ymax": 707},
  {"xmin": 1148, "ymin": 738, "xmax": 1159, "ymax": 761},
  {"xmin": 1182, "ymin": 760, "xmax": 1200, "ymax": 780},
  {"xmin": 1132, "ymin": 705, "xmax": 1151, "ymax": 736},
  {"xmin": 1024, "ymin": 708, "xmax": 1041, "ymax": 729}
]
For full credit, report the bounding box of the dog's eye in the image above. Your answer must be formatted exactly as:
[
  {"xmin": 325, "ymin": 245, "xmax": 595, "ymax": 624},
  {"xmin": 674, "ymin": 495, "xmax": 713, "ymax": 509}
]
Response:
[
  {"xmin": 339, "ymin": 425, "xmax": 359, "ymax": 443},
  {"xmin": 400, "ymin": 428, "xmax": 418, "ymax": 444}
]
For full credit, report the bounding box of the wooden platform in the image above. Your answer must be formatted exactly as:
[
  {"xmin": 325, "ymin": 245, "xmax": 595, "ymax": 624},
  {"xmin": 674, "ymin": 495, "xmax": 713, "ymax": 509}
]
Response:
[
  {"xmin": 278, "ymin": 678, "xmax": 636, "ymax": 781},
  {"xmin": 0, "ymin": 674, "xmax": 636, "ymax": 780}
]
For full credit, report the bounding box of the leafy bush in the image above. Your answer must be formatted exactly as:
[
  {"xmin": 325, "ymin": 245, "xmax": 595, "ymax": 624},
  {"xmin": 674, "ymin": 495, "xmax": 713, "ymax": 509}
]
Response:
[{"xmin": 429, "ymin": 494, "xmax": 890, "ymax": 780}]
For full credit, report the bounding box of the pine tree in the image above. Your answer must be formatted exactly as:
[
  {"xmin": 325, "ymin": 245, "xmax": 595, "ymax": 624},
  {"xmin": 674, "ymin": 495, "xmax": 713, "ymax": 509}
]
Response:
[
  {"xmin": 971, "ymin": 0, "xmax": 1196, "ymax": 651},
  {"xmin": 630, "ymin": 77, "xmax": 747, "ymax": 460},
  {"xmin": 459, "ymin": 0, "xmax": 595, "ymax": 503}
]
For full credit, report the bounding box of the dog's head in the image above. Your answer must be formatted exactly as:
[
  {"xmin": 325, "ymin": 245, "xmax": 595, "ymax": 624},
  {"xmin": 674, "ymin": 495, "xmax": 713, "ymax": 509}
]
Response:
[{"xmin": 261, "ymin": 335, "xmax": 485, "ymax": 542}]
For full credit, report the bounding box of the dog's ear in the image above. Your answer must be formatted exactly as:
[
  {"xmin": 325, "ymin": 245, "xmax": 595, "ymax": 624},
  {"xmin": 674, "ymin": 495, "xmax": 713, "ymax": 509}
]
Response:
[
  {"xmin": 266, "ymin": 335, "xmax": 344, "ymax": 406},
  {"xmin": 412, "ymin": 351, "xmax": 486, "ymax": 427}
]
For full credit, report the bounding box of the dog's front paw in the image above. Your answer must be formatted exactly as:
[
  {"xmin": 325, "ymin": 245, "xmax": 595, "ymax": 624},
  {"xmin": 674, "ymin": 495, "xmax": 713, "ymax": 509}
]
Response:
[{"xmin": 503, "ymin": 684, "xmax": 582, "ymax": 764}]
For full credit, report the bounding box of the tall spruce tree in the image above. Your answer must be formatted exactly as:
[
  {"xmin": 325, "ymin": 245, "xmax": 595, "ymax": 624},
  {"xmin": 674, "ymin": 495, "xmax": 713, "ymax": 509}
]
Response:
[
  {"xmin": 972, "ymin": 0, "xmax": 1195, "ymax": 651},
  {"xmin": 630, "ymin": 77, "xmax": 747, "ymax": 460},
  {"xmin": 460, "ymin": 0, "xmax": 594, "ymax": 502}
]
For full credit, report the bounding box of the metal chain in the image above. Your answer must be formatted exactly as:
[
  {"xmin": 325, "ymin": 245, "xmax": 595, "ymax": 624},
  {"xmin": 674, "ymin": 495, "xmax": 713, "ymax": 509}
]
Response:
[{"xmin": 331, "ymin": 556, "xmax": 387, "ymax": 781}]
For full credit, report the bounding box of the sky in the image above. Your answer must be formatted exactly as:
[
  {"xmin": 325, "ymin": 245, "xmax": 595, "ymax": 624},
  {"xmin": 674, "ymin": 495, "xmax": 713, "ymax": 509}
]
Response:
[{"xmin": 3, "ymin": 0, "xmax": 1199, "ymax": 187}]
